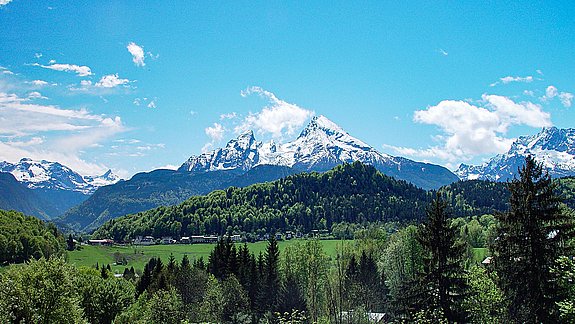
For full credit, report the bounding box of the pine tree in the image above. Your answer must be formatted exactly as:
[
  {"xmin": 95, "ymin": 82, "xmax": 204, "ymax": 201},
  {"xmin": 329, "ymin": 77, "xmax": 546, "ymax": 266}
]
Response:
[
  {"xmin": 417, "ymin": 192, "xmax": 469, "ymax": 322},
  {"xmin": 492, "ymin": 156, "xmax": 574, "ymax": 323},
  {"xmin": 263, "ymin": 237, "xmax": 280, "ymax": 313}
]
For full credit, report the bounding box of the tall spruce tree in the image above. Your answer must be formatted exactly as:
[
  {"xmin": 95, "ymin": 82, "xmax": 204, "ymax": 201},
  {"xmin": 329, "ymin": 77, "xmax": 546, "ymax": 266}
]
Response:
[
  {"xmin": 263, "ymin": 236, "xmax": 281, "ymax": 313},
  {"xmin": 417, "ymin": 192, "xmax": 469, "ymax": 322},
  {"xmin": 491, "ymin": 156, "xmax": 574, "ymax": 323}
]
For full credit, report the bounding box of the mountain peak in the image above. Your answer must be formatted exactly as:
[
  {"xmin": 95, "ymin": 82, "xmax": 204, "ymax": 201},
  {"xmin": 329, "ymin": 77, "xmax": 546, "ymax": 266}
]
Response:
[
  {"xmin": 299, "ymin": 115, "xmax": 346, "ymax": 139},
  {"xmin": 456, "ymin": 126, "xmax": 575, "ymax": 181}
]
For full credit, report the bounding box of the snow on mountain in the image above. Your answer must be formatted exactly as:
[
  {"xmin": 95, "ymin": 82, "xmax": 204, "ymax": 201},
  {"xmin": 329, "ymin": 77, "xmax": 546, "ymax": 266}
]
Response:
[
  {"xmin": 456, "ymin": 127, "xmax": 575, "ymax": 181},
  {"xmin": 83, "ymin": 169, "xmax": 121, "ymax": 188},
  {"xmin": 180, "ymin": 115, "xmax": 393, "ymax": 172},
  {"xmin": 0, "ymin": 158, "xmax": 120, "ymax": 194},
  {"xmin": 180, "ymin": 115, "xmax": 459, "ymax": 189}
]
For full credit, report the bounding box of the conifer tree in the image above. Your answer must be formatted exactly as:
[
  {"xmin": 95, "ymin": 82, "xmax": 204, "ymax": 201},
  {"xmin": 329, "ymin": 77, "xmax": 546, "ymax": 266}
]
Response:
[
  {"xmin": 263, "ymin": 237, "xmax": 280, "ymax": 313},
  {"xmin": 417, "ymin": 192, "xmax": 469, "ymax": 322},
  {"xmin": 492, "ymin": 156, "xmax": 574, "ymax": 323}
]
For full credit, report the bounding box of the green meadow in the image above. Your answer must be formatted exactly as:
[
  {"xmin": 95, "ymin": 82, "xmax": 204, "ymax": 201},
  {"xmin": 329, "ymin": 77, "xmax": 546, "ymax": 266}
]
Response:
[
  {"xmin": 68, "ymin": 239, "xmax": 489, "ymax": 274},
  {"xmin": 68, "ymin": 239, "xmax": 349, "ymax": 273}
]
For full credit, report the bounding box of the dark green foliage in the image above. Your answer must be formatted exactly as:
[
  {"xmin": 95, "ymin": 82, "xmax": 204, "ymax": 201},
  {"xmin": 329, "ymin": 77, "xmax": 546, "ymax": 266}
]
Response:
[
  {"xmin": 416, "ymin": 193, "xmax": 469, "ymax": 322},
  {"xmin": 94, "ymin": 162, "xmax": 430, "ymax": 240},
  {"xmin": 263, "ymin": 237, "xmax": 281, "ymax": 313},
  {"xmin": 441, "ymin": 180, "xmax": 510, "ymax": 217},
  {"xmin": 0, "ymin": 210, "xmax": 65, "ymax": 264},
  {"xmin": 492, "ymin": 156, "xmax": 575, "ymax": 323}
]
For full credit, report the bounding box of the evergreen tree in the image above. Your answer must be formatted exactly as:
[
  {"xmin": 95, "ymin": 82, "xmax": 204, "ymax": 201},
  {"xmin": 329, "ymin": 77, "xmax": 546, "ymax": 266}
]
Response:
[
  {"xmin": 491, "ymin": 156, "xmax": 574, "ymax": 323},
  {"xmin": 263, "ymin": 237, "xmax": 280, "ymax": 313},
  {"xmin": 66, "ymin": 234, "xmax": 76, "ymax": 251},
  {"xmin": 417, "ymin": 192, "xmax": 469, "ymax": 322}
]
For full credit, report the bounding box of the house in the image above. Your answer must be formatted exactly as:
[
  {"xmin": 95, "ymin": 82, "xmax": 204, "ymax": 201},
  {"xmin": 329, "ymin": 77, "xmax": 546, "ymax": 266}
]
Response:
[
  {"xmin": 275, "ymin": 233, "xmax": 283, "ymax": 241},
  {"xmin": 87, "ymin": 239, "xmax": 114, "ymax": 246},
  {"xmin": 191, "ymin": 235, "xmax": 218, "ymax": 244},
  {"xmin": 134, "ymin": 236, "xmax": 155, "ymax": 245},
  {"xmin": 285, "ymin": 231, "xmax": 294, "ymax": 240},
  {"xmin": 180, "ymin": 237, "xmax": 191, "ymax": 244},
  {"xmin": 161, "ymin": 236, "xmax": 176, "ymax": 244}
]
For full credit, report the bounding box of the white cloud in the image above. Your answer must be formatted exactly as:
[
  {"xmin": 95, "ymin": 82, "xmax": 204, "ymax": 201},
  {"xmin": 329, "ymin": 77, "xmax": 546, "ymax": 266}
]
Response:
[
  {"xmin": 34, "ymin": 63, "xmax": 92, "ymax": 76},
  {"xmin": 27, "ymin": 91, "xmax": 46, "ymax": 99},
  {"xmin": 490, "ymin": 75, "xmax": 533, "ymax": 87},
  {"xmin": 28, "ymin": 80, "xmax": 49, "ymax": 87},
  {"xmin": 95, "ymin": 74, "xmax": 130, "ymax": 88},
  {"xmin": 0, "ymin": 92, "xmax": 125, "ymax": 175},
  {"xmin": 394, "ymin": 94, "xmax": 552, "ymax": 162},
  {"xmin": 127, "ymin": 42, "xmax": 146, "ymax": 67},
  {"xmin": 34, "ymin": 53, "xmax": 42, "ymax": 59},
  {"xmin": 220, "ymin": 112, "xmax": 237, "ymax": 120},
  {"xmin": 205, "ymin": 123, "xmax": 225, "ymax": 142},
  {"xmin": 545, "ymin": 85, "xmax": 558, "ymax": 99},
  {"xmin": 559, "ymin": 92, "xmax": 574, "ymax": 108},
  {"xmin": 540, "ymin": 85, "xmax": 573, "ymax": 107},
  {"xmin": 439, "ymin": 48, "xmax": 448, "ymax": 56},
  {"xmin": 147, "ymin": 100, "xmax": 156, "ymax": 109},
  {"xmin": 0, "ymin": 0, "xmax": 13, "ymax": 6},
  {"xmin": 237, "ymin": 86, "xmax": 314, "ymax": 138}
]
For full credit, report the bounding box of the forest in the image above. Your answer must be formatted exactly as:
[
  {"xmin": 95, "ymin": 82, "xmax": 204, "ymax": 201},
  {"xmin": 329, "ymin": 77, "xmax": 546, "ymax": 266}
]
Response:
[{"xmin": 1, "ymin": 157, "xmax": 575, "ymax": 323}]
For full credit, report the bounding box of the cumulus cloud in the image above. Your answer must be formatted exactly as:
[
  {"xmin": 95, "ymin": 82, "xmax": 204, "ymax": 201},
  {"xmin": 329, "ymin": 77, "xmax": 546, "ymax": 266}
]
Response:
[
  {"xmin": 205, "ymin": 123, "xmax": 225, "ymax": 142},
  {"xmin": 34, "ymin": 63, "xmax": 92, "ymax": 76},
  {"xmin": 147, "ymin": 100, "xmax": 156, "ymax": 109},
  {"xmin": 127, "ymin": 42, "xmax": 146, "ymax": 67},
  {"xmin": 0, "ymin": 92, "xmax": 125, "ymax": 175},
  {"xmin": 95, "ymin": 74, "xmax": 130, "ymax": 88},
  {"xmin": 237, "ymin": 86, "xmax": 314, "ymax": 138},
  {"xmin": 0, "ymin": 0, "xmax": 13, "ymax": 6},
  {"xmin": 387, "ymin": 94, "xmax": 552, "ymax": 163},
  {"xmin": 540, "ymin": 85, "xmax": 573, "ymax": 107}
]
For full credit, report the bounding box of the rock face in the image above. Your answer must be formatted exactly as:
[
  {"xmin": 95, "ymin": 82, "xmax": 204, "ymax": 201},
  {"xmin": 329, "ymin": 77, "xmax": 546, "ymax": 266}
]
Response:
[
  {"xmin": 180, "ymin": 115, "xmax": 459, "ymax": 189},
  {"xmin": 456, "ymin": 127, "xmax": 575, "ymax": 181}
]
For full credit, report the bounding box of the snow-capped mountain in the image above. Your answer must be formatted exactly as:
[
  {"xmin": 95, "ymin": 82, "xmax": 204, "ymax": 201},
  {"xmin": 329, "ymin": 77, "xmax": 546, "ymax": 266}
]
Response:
[
  {"xmin": 180, "ymin": 115, "xmax": 459, "ymax": 189},
  {"xmin": 83, "ymin": 169, "xmax": 121, "ymax": 188},
  {"xmin": 456, "ymin": 127, "xmax": 575, "ymax": 181},
  {"xmin": 0, "ymin": 158, "xmax": 120, "ymax": 194}
]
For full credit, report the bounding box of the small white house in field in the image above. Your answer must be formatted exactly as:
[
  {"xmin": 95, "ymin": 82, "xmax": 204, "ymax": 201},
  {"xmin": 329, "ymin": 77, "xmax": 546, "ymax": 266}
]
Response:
[
  {"xmin": 134, "ymin": 236, "xmax": 155, "ymax": 245},
  {"xmin": 161, "ymin": 236, "xmax": 176, "ymax": 244},
  {"xmin": 88, "ymin": 239, "xmax": 114, "ymax": 246}
]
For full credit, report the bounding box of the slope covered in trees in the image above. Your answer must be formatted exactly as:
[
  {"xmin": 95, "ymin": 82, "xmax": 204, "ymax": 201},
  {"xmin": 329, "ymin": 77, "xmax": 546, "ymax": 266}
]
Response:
[
  {"xmin": 0, "ymin": 173, "xmax": 60, "ymax": 220},
  {"xmin": 0, "ymin": 209, "xmax": 65, "ymax": 264},
  {"xmin": 94, "ymin": 162, "xmax": 431, "ymax": 241}
]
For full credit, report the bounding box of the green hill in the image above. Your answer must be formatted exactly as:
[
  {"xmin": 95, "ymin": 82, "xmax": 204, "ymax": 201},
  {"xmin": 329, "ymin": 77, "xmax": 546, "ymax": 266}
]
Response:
[{"xmin": 93, "ymin": 162, "xmax": 430, "ymax": 240}]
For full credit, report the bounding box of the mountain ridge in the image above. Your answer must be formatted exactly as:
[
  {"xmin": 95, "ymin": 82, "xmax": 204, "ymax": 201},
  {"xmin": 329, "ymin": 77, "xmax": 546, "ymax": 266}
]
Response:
[{"xmin": 456, "ymin": 127, "xmax": 575, "ymax": 181}]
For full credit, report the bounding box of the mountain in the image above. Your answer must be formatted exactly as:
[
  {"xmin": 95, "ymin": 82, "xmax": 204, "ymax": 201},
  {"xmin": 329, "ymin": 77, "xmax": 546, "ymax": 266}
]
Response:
[
  {"xmin": 180, "ymin": 115, "xmax": 459, "ymax": 189},
  {"xmin": 0, "ymin": 172, "xmax": 59, "ymax": 220},
  {"xmin": 0, "ymin": 158, "xmax": 120, "ymax": 218},
  {"xmin": 61, "ymin": 116, "xmax": 458, "ymax": 232},
  {"xmin": 93, "ymin": 162, "xmax": 432, "ymax": 241},
  {"xmin": 456, "ymin": 127, "xmax": 575, "ymax": 181}
]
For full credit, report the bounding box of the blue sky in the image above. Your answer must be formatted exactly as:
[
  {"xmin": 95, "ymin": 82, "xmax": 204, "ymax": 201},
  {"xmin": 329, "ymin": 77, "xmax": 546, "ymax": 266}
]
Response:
[{"xmin": 0, "ymin": 1, "xmax": 573, "ymax": 177}]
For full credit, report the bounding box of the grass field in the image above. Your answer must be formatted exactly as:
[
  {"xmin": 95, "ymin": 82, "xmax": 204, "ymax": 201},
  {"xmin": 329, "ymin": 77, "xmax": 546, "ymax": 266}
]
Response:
[
  {"xmin": 68, "ymin": 239, "xmax": 350, "ymax": 274},
  {"xmin": 68, "ymin": 239, "xmax": 490, "ymax": 274}
]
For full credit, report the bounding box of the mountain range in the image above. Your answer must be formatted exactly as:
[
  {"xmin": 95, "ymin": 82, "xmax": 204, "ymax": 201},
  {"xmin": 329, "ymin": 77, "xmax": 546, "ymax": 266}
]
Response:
[
  {"xmin": 0, "ymin": 158, "xmax": 120, "ymax": 219},
  {"xmin": 4, "ymin": 116, "xmax": 575, "ymax": 232},
  {"xmin": 456, "ymin": 127, "xmax": 575, "ymax": 181},
  {"xmin": 60, "ymin": 115, "xmax": 458, "ymax": 232}
]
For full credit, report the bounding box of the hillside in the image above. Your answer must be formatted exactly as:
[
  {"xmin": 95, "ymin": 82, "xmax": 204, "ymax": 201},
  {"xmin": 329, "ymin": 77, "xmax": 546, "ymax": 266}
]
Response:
[
  {"xmin": 0, "ymin": 209, "xmax": 65, "ymax": 264},
  {"xmin": 0, "ymin": 172, "xmax": 58, "ymax": 220},
  {"xmin": 93, "ymin": 162, "xmax": 431, "ymax": 240}
]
